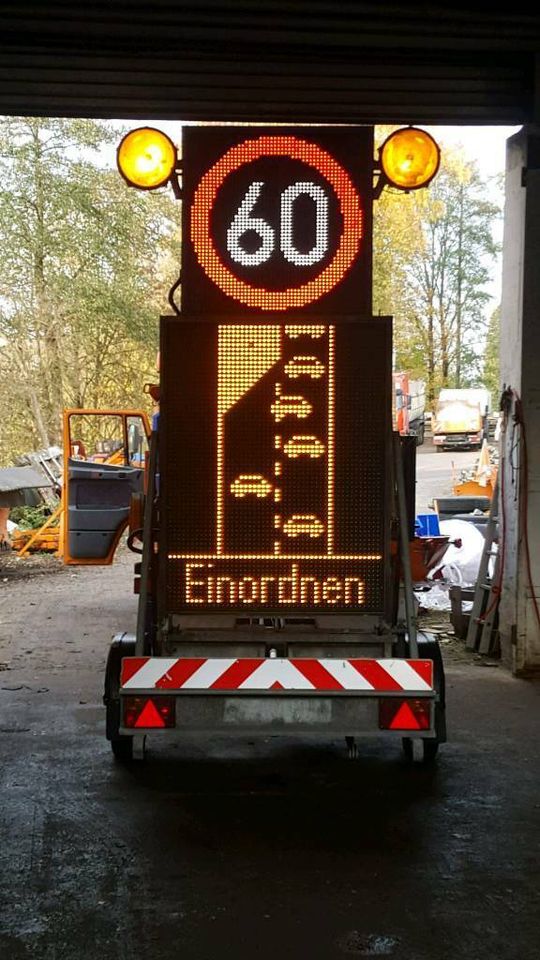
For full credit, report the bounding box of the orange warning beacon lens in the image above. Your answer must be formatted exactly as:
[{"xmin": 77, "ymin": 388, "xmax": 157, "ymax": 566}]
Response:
[
  {"xmin": 380, "ymin": 127, "xmax": 440, "ymax": 190},
  {"xmin": 117, "ymin": 127, "xmax": 177, "ymax": 190}
]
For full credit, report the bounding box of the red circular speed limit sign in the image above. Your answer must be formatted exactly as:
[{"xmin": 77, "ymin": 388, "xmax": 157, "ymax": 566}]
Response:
[{"xmin": 189, "ymin": 135, "xmax": 364, "ymax": 312}]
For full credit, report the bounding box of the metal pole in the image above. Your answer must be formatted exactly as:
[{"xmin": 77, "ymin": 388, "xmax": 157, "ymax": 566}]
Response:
[
  {"xmin": 393, "ymin": 432, "xmax": 418, "ymax": 657},
  {"xmin": 135, "ymin": 430, "xmax": 158, "ymax": 656}
]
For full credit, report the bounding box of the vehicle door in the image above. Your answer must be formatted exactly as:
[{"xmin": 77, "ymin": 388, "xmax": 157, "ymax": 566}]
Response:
[{"xmin": 62, "ymin": 410, "xmax": 150, "ymax": 564}]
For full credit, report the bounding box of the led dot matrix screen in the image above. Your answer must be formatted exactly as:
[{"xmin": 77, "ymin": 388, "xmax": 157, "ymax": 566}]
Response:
[
  {"xmin": 161, "ymin": 317, "xmax": 391, "ymax": 615},
  {"xmin": 182, "ymin": 126, "xmax": 373, "ymax": 316}
]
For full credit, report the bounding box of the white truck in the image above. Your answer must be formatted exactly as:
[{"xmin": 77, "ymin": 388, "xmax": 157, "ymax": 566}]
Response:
[{"xmin": 432, "ymin": 388, "xmax": 491, "ymax": 451}]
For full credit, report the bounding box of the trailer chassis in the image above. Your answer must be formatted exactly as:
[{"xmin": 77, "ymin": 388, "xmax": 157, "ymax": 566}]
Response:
[{"xmin": 104, "ymin": 433, "xmax": 446, "ymax": 764}]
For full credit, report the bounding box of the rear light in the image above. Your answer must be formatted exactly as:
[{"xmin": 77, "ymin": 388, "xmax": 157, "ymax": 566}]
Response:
[
  {"xmin": 379, "ymin": 698, "xmax": 431, "ymax": 731},
  {"xmin": 123, "ymin": 696, "xmax": 176, "ymax": 729}
]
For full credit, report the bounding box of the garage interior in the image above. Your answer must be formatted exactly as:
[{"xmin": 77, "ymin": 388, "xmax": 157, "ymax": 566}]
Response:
[{"xmin": 0, "ymin": 5, "xmax": 539, "ymax": 960}]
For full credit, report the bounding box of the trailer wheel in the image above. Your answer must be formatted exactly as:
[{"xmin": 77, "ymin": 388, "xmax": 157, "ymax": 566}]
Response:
[
  {"xmin": 111, "ymin": 738, "xmax": 133, "ymax": 761},
  {"xmin": 401, "ymin": 633, "xmax": 446, "ymax": 765},
  {"xmin": 402, "ymin": 737, "xmax": 439, "ymax": 764},
  {"xmin": 104, "ymin": 633, "xmax": 140, "ymax": 764},
  {"xmin": 105, "ymin": 690, "xmax": 136, "ymax": 762},
  {"xmin": 111, "ymin": 728, "xmax": 134, "ymax": 762}
]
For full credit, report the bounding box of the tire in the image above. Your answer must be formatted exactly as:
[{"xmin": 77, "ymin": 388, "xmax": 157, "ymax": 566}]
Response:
[
  {"xmin": 415, "ymin": 422, "xmax": 425, "ymax": 446},
  {"xmin": 111, "ymin": 734, "xmax": 146, "ymax": 762},
  {"xmin": 111, "ymin": 733, "xmax": 134, "ymax": 762},
  {"xmin": 104, "ymin": 633, "xmax": 136, "ymax": 763},
  {"xmin": 400, "ymin": 633, "xmax": 446, "ymax": 765},
  {"xmin": 423, "ymin": 739, "xmax": 439, "ymax": 763},
  {"xmin": 418, "ymin": 633, "xmax": 447, "ymax": 743},
  {"xmin": 402, "ymin": 737, "xmax": 439, "ymax": 764},
  {"xmin": 106, "ymin": 698, "xmax": 135, "ymax": 763}
]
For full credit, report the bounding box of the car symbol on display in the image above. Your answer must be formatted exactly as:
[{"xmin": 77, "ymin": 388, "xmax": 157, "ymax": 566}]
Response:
[
  {"xmin": 284, "ymin": 355, "xmax": 325, "ymax": 379},
  {"xmin": 285, "ymin": 325, "xmax": 326, "ymax": 339},
  {"xmin": 230, "ymin": 474, "xmax": 273, "ymax": 498},
  {"xmin": 283, "ymin": 514, "xmax": 325, "ymax": 538},
  {"xmin": 270, "ymin": 395, "xmax": 312, "ymax": 422},
  {"xmin": 283, "ymin": 435, "xmax": 325, "ymax": 459}
]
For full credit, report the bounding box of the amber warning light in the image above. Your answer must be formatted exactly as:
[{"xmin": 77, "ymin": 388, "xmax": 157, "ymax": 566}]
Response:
[
  {"xmin": 379, "ymin": 127, "xmax": 440, "ymax": 191},
  {"xmin": 117, "ymin": 127, "xmax": 177, "ymax": 190}
]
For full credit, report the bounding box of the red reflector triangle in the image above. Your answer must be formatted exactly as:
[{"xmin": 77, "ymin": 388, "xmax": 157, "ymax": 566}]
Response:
[
  {"xmin": 134, "ymin": 699, "xmax": 166, "ymax": 729},
  {"xmin": 389, "ymin": 702, "xmax": 422, "ymax": 731},
  {"xmin": 269, "ymin": 680, "xmax": 284, "ymax": 690}
]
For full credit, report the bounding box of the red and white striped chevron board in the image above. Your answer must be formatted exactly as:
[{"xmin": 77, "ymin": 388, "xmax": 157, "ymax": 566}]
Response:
[{"xmin": 120, "ymin": 658, "xmax": 434, "ymax": 693}]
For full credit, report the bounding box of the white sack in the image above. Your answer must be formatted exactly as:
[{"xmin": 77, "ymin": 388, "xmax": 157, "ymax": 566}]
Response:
[{"xmin": 430, "ymin": 518, "xmax": 486, "ymax": 586}]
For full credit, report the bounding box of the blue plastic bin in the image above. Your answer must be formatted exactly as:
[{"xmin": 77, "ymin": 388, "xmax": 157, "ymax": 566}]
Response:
[{"xmin": 415, "ymin": 513, "xmax": 441, "ymax": 537}]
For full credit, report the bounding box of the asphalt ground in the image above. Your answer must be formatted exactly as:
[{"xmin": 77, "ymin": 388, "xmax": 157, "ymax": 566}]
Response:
[
  {"xmin": 415, "ymin": 440, "xmax": 478, "ymax": 515},
  {"xmin": 0, "ymin": 445, "xmax": 539, "ymax": 960}
]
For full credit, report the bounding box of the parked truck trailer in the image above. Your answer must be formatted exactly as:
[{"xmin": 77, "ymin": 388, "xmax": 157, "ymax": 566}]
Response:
[{"xmin": 393, "ymin": 373, "xmax": 426, "ymax": 445}]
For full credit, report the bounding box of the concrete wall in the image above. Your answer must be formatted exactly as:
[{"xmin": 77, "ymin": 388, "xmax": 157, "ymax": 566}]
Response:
[{"xmin": 499, "ymin": 125, "xmax": 540, "ymax": 675}]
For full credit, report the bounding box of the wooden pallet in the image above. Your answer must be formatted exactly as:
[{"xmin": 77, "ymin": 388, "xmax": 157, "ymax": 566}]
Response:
[
  {"xmin": 449, "ymin": 585, "xmax": 476, "ymax": 640},
  {"xmin": 11, "ymin": 503, "xmax": 62, "ymax": 556},
  {"xmin": 12, "ymin": 529, "xmax": 59, "ymax": 553}
]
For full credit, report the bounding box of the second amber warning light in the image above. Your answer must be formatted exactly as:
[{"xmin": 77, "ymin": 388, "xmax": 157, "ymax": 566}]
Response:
[{"xmin": 379, "ymin": 127, "xmax": 440, "ymax": 191}]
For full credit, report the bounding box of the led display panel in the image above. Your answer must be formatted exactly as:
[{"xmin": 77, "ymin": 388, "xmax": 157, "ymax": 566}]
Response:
[
  {"xmin": 160, "ymin": 316, "xmax": 391, "ymax": 614},
  {"xmin": 181, "ymin": 126, "xmax": 373, "ymax": 316}
]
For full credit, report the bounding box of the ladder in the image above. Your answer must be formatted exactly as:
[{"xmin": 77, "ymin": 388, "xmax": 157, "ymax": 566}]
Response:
[{"xmin": 465, "ymin": 478, "xmax": 500, "ymax": 655}]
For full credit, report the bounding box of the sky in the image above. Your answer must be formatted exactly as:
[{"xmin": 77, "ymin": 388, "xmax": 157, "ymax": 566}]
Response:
[
  {"xmin": 431, "ymin": 125, "xmax": 521, "ymax": 306},
  {"xmin": 422, "ymin": 124, "xmax": 521, "ymax": 180}
]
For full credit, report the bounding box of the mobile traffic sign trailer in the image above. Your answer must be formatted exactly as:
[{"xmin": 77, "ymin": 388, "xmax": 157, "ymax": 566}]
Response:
[{"xmin": 86, "ymin": 124, "xmax": 446, "ymax": 762}]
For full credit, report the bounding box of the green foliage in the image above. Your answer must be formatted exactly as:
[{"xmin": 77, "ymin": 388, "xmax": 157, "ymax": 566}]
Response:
[
  {"xmin": 483, "ymin": 306, "xmax": 501, "ymax": 403},
  {"xmin": 0, "ymin": 116, "xmax": 179, "ymax": 464},
  {"xmin": 374, "ymin": 130, "xmax": 501, "ymax": 402},
  {"xmin": 9, "ymin": 502, "xmax": 58, "ymax": 529}
]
